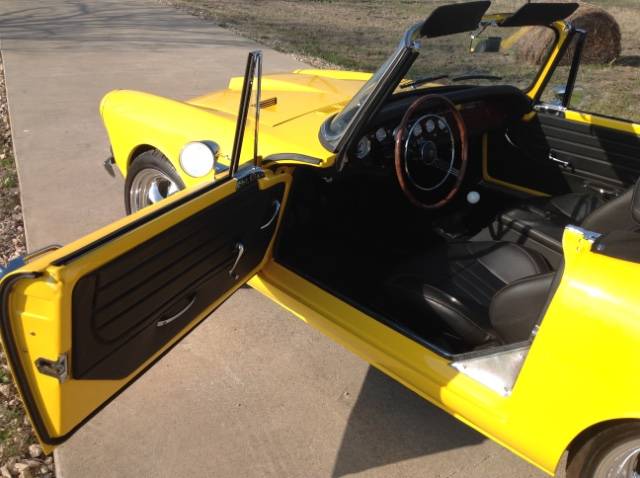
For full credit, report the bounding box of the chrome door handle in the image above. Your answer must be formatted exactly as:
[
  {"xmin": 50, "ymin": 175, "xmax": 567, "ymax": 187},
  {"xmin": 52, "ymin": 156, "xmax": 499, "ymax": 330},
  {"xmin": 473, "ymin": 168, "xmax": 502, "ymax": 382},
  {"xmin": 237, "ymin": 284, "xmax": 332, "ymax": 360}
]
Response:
[
  {"xmin": 156, "ymin": 295, "xmax": 196, "ymax": 327},
  {"xmin": 549, "ymin": 152, "xmax": 571, "ymax": 168},
  {"xmin": 260, "ymin": 200, "xmax": 281, "ymax": 230},
  {"xmin": 228, "ymin": 242, "xmax": 245, "ymax": 280},
  {"xmin": 584, "ymin": 182, "xmax": 620, "ymax": 198}
]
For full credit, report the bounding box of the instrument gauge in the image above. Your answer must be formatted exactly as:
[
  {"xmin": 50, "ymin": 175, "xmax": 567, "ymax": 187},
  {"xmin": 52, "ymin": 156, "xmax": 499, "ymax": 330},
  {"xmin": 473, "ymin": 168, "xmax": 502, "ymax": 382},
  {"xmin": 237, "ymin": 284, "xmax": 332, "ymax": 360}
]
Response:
[
  {"xmin": 412, "ymin": 123, "xmax": 422, "ymax": 137},
  {"xmin": 426, "ymin": 119, "xmax": 436, "ymax": 133},
  {"xmin": 375, "ymin": 128, "xmax": 387, "ymax": 142},
  {"xmin": 438, "ymin": 119, "xmax": 447, "ymax": 130},
  {"xmin": 356, "ymin": 136, "xmax": 372, "ymax": 159}
]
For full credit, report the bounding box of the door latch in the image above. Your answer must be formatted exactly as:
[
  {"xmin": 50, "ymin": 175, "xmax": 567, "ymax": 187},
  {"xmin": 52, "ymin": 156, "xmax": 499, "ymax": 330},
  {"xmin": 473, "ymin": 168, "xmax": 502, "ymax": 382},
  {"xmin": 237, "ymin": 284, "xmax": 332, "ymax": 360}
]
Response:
[{"xmin": 35, "ymin": 354, "xmax": 68, "ymax": 383}]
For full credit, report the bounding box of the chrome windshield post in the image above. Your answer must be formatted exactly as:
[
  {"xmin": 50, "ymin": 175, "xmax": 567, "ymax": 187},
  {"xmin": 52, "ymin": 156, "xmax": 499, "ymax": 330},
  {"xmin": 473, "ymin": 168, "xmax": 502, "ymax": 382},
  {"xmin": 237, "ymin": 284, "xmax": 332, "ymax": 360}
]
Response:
[{"xmin": 229, "ymin": 50, "xmax": 263, "ymax": 176}]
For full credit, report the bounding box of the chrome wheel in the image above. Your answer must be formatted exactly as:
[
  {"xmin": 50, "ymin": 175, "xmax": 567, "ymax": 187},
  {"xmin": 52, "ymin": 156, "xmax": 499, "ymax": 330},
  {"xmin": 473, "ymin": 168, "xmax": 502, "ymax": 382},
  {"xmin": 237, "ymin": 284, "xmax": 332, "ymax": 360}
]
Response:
[
  {"xmin": 129, "ymin": 168, "xmax": 180, "ymax": 212},
  {"xmin": 597, "ymin": 444, "xmax": 640, "ymax": 478}
]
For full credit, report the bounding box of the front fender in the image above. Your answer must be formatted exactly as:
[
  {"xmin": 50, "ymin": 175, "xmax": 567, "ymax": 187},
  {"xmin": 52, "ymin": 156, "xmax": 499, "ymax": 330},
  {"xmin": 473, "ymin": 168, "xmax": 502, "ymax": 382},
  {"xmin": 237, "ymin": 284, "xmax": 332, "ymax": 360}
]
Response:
[{"xmin": 100, "ymin": 90, "xmax": 238, "ymax": 188}]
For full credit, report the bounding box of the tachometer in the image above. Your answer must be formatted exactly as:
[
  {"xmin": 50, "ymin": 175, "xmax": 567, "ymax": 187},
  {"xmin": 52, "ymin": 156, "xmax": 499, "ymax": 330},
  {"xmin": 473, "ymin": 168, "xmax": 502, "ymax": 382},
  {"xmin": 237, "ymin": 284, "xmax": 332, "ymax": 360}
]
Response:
[{"xmin": 356, "ymin": 136, "xmax": 372, "ymax": 159}]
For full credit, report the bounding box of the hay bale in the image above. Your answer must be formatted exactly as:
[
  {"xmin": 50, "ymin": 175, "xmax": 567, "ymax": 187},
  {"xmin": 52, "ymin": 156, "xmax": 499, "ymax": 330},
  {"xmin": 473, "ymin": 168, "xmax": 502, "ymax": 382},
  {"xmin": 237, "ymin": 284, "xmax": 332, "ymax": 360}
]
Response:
[{"xmin": 513, "ymin": 3, "xmax": 621, "ymax": 65}]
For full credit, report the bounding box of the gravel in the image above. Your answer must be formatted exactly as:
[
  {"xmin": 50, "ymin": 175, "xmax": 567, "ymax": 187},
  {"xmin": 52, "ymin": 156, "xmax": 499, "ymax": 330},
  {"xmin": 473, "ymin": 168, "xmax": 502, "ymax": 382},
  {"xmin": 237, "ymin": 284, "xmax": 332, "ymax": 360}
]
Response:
[{"xmin": 0, "ymin": 52, "xmax": 55, "ymax": 476}]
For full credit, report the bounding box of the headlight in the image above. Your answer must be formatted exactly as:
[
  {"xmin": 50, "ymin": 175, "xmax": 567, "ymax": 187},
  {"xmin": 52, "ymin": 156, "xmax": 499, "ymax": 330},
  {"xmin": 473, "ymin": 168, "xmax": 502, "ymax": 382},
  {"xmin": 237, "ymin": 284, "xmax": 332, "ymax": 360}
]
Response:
[{"xmin": 179, "ymin": 141, "xmax": 219, "ymax": 178}]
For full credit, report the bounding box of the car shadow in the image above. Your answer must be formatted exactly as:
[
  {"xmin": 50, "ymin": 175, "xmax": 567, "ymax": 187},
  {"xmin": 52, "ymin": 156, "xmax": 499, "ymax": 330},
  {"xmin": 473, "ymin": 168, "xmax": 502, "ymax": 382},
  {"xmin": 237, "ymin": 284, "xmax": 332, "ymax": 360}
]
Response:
[{"xmin": 331, "ymin": 366, "xmax": 484, "ymax": 477}]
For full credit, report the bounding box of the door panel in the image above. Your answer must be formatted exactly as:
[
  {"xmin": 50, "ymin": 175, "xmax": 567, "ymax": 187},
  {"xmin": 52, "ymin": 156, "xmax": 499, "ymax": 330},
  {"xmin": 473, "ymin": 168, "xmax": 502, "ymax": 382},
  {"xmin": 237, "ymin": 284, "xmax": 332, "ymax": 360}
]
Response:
[
  {"xmin": 484, "ymin": 111, "xmax": 640, "ymax": 196},
  {"xmin": 0, "ymin": 170, "xmax": 289, "ymax": 447},
  {"xmin": 72, "ymin": 180, "xmax": 283, "ymax": 380}
]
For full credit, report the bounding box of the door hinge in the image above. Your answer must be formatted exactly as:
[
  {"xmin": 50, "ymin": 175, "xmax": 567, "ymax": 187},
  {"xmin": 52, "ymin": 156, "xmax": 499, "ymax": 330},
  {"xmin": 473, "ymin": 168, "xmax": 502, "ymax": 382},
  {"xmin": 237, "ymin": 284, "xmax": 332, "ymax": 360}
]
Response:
[
  {"xmin": 533, "ymin": 103, "xmax": 566, "ymax": 118},
  {"xmin": 35, "ymin": 354, "xmax": 68, "ymax": 383},
  {"xmin": 235, "ymin": 165, "xmax": 265, "ymax": 190}
]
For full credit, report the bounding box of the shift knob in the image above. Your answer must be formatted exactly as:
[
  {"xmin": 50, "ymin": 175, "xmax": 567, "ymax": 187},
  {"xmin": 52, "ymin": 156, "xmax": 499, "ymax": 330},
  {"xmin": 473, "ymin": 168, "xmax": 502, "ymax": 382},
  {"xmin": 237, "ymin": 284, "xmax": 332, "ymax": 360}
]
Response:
[{"xmin": 466, "ymin": 190, "xmax": 480, "ymax": 204}]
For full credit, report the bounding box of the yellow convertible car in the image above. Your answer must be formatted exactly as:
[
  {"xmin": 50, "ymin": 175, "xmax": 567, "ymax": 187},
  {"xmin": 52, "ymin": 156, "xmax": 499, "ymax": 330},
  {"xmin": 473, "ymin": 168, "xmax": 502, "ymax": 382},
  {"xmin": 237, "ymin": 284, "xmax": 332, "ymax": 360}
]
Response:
[{"xmin": 1, "ymin": 2, "xmax": 640, "ymax": 477}]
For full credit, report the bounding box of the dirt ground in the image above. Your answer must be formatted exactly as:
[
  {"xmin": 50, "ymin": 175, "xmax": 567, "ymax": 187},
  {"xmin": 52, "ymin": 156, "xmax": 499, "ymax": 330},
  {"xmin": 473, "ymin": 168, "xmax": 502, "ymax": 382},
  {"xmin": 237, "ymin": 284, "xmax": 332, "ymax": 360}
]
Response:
[
  {"xmin": 167, "ymin": 0, "xmax": 640, "ymax": 122},
  {"xmin": 0, "ymin": 53, "xmax": 54, "ymax": 477}
]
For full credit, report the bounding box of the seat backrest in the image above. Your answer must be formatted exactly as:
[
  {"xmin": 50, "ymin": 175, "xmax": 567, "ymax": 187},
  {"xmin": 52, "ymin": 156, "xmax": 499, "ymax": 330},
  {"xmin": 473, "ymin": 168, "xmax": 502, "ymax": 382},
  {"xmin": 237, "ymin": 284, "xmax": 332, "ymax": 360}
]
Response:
[
  {"xmin": 581, "ymin": 180, "xmax": 640, "ymax": 233},
  {"xmin": 489, "ymin": 272, "xmax": 555, "ymax": 343}
]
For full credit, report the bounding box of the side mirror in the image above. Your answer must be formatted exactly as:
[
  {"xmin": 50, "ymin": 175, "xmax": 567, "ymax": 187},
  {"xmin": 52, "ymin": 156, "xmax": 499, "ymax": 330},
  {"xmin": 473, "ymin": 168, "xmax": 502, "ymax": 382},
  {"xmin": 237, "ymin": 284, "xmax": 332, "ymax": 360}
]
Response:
[{"xmin": 470, "ymin": 36, "xmax": 502, "ymax": 53}]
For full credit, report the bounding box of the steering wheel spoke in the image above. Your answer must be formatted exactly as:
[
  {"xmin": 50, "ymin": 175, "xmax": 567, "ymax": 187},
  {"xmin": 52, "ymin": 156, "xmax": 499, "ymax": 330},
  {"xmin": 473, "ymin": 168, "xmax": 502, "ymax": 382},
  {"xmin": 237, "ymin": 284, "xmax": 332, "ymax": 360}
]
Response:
[{"xmin": 394, "ymin": 94, "xmax": 468, "ymax": 209}]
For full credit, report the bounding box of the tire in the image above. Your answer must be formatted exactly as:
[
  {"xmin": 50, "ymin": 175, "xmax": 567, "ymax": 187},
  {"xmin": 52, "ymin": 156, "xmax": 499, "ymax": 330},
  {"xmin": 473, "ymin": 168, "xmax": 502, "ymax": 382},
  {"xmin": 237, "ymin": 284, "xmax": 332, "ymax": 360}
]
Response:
[
  {"xmin": 124, "ymin": 150, "xmax": 185, "ymax": 214},
  {"xmin": 566, "ymin": 422, "xmax": 640, "ymax": 478}
]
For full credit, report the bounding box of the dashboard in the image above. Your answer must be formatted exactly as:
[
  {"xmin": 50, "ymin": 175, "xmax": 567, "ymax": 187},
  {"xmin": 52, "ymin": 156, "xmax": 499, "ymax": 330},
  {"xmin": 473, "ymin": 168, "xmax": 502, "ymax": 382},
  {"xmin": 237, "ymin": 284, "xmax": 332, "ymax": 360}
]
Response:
[{"xmin": 347, "ymin": 85, "xmax": 532, "ymax": 172}]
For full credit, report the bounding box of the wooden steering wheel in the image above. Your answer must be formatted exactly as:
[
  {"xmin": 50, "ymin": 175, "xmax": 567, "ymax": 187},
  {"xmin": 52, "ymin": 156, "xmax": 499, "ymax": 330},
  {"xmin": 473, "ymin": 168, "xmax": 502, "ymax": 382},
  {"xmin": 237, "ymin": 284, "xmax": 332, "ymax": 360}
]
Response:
[{"xmin": 394, "ymin": 94, "xmax": 468, "ymax": 209}]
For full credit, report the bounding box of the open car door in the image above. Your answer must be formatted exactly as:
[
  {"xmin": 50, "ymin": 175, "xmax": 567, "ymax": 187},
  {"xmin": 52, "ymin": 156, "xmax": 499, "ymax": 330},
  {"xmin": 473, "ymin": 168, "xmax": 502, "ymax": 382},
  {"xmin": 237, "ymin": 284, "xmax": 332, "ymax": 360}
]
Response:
[{"xmin": 0, "ymin": 52, "xmax": 287, "ymax": 450}]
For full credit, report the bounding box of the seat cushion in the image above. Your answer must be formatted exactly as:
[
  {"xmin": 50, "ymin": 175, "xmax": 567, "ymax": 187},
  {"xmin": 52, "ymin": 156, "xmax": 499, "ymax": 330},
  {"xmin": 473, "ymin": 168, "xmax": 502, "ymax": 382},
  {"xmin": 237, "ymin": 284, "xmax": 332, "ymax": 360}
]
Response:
[
  {"xmin": 499, "ymin": 192, "xmax": 605, "ymax": 252},
  {"xmin": 385, "ymin": 242, "xmax": 551, "ymax": 346},
  {"xmin": 530, "ymin": 192, "xmax": 605, "ymax": 224}
]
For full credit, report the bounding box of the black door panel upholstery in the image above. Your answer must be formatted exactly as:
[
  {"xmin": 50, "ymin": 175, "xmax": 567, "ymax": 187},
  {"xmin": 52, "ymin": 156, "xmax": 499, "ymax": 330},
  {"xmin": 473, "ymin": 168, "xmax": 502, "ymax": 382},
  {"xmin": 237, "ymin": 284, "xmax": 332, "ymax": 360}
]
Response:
[
  {"xmin": 486, "ymin": 112, "xmax": 640, "ymax": 195},
  {"xmin": 72, "ymin": 182, "xmax": 285, "ymax": 380}
]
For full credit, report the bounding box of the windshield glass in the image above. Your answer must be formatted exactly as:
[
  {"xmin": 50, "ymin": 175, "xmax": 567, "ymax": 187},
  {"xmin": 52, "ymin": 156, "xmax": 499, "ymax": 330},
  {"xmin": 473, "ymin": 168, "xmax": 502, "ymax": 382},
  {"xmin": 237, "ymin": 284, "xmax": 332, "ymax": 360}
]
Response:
[
  {"xmin": 326, "ymin": 22, "xmax": 555, "ymax": 145},
  {"xmin": 323, "ymin": 46, "xmax": 403, "ymax": 144},
  {"xmin": 404, "ymin": 25, "xmax": 554, "ymax": 89}
]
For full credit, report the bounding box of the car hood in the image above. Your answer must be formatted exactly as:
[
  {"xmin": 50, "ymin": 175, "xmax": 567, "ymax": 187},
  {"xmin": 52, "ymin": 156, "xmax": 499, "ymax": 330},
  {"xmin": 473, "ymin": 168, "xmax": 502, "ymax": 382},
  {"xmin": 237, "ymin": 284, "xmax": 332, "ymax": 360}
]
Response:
[{"xmin": 186, "ymin": 69, "xmax": 370, "ymax": 128}]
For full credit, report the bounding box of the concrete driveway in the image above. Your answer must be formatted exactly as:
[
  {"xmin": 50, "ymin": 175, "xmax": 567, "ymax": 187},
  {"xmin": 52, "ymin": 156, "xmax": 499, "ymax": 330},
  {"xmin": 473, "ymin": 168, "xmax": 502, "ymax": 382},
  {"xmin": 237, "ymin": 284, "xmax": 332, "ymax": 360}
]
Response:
[{"xmin": 0, "ymin": 1, "xmax": 550, "ymax": 477}]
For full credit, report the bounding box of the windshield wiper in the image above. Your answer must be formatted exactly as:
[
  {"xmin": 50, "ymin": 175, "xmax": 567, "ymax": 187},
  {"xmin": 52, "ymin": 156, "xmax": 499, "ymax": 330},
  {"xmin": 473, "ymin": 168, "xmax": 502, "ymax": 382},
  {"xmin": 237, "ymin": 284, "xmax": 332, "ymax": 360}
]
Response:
[
  {"xmin": 451, "ymin": 74, "xmax": 502, "ymax": 82},
  {"xmin": 399, "ymin": 74, "xmax": 449, "ymax": 90}
]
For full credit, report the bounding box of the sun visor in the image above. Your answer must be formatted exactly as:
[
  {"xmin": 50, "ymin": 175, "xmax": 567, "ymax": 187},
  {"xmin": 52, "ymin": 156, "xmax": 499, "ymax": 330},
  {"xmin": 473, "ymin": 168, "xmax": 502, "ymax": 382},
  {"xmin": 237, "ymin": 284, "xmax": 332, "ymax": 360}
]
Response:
[
  {"xmin": 420, "ymin": 1, "xmax": 491, "ymax": 38},
  {"xmin": 500, "ymin": 2, "xmax": 579, "ymax": 27}
]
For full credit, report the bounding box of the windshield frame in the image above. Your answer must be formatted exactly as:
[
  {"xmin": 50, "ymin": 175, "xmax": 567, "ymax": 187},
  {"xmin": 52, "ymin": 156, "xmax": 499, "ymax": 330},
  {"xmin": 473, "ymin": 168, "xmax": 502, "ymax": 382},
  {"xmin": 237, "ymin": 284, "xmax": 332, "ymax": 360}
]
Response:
[
  {"xmin": 319, "ymin": 22, "xmax": 422, "ymax": 154},
  {"xmin": 319, "ymin": 14, "xmax": 565, "ymax": 155}
]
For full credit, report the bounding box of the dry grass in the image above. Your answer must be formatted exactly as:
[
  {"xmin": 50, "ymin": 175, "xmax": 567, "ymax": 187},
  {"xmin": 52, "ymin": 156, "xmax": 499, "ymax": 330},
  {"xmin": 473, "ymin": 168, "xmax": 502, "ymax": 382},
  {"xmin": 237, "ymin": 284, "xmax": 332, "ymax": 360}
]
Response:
[
  {"xmin": 0, "ymin": 53, "xmax": 54, "ymax": 477},
  {"xmin": 166, "ymin": 0, "xmax": 640, "ymax": 122}
]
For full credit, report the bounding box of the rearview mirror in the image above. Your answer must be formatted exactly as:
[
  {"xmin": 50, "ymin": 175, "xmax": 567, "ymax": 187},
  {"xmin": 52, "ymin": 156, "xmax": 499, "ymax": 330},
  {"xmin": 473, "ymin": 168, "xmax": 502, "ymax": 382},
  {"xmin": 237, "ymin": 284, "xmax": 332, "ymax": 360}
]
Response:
[{"xmin": 470, "ymin": 36, "xmax": 502, "ymax": 53}]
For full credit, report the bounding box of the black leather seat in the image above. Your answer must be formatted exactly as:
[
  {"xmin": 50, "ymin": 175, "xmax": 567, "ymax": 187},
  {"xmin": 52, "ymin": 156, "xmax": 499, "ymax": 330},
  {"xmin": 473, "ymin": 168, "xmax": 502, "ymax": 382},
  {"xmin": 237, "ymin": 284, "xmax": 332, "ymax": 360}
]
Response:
[
  {"xmin": 386, "ymin": 242, "xmax": 554, "ymax": 347},
  {"xmin": 499, "ymin": 184, "xmax": 638, "ymax": 253}
]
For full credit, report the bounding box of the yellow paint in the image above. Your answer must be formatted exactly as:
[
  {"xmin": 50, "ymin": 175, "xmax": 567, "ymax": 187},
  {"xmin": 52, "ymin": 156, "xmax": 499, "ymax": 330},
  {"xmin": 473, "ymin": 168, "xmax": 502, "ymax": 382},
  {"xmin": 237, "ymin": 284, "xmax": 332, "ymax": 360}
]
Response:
[
  {"xmin": 100, "ymin": 70, "xmax": 364, "ymax": 186},
  {"xmin": 1, "ymin": 171, "xmax": 291, "ymax": 450},
  {"xmin": 249, "ymin": 226, "xmax": 640, "ymax": 475},
  {"xmin": 483, "ymin": 21, "xmax": 640, "ymax": 194},
  {"xmin": 527, "ymin": 21, "xmax": 571, "ymax": 101},
  {"xmin": 481, "ymin": 134, "xmax": 549, "ymax": 197},
  {"xmin": 564, "ymin": 109, "xmax": 640, "ymax": 135},
  {"xmin": 5, "ymin": 11, "xmax": 640, "ymax": 475},
  {"xmin": 501, "ymin": 26, "xmax": 531, "ymax": 51}
]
